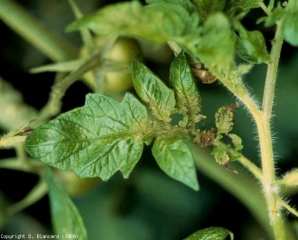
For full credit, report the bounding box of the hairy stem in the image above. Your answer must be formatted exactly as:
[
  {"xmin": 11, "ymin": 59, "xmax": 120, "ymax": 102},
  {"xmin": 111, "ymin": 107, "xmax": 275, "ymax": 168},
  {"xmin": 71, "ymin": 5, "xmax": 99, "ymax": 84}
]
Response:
[
  {"xmin": 277, "ymin": 198, "xmax": 298, "ymax": 217},
  {"xmin": 190, "ymin": 144, "xmax": 272, "ymax": 237},
  {"xmin": 0, "ymin": 0, "xmax": 77, "ymax": 61},
  {"xmin": 260, "ymin": 18, "xmax": 287, "ymax": 239},
  {"xmin": 262, "ymin": 20, "xmax": 284, "ymax": 120},
  {"xmin": 196, "ymin": 16, "xmax": 287, "ymax": 238},
  {"xmin": 237, "ymin": 154, "xmax": 263, "ymax": 182},
  {"xmin": 212, "ymin": 18, "xmax": 287, "ymax": 239}
]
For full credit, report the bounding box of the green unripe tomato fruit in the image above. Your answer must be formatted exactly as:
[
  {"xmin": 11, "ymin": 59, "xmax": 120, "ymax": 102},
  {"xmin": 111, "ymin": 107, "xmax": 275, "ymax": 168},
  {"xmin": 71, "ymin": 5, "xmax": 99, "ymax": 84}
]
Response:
[
  {"xmin": 80, "ymin": 37, "xmax": 143, "ymax": 93},
  {"xmin": 103, "ymin": 37, "xmax": 142, "ymax": 92}
]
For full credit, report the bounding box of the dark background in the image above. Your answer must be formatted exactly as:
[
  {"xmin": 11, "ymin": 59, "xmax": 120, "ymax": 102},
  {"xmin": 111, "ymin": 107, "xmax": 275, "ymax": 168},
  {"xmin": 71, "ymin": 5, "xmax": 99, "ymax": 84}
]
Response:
[{"xmin": 1, "ymin": 1, "xmax": 298, "ymax": 239}]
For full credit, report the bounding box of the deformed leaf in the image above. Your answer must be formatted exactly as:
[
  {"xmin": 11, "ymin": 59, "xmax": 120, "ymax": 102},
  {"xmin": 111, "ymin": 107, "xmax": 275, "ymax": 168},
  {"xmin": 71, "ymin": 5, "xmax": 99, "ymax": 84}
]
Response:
[
  {"xmin": 211, "ymin": 138, "xmax": 242, "ymax": 168},
  {"xmin": 152, "ymin": 136, "xmax": 199, "ymax": 190},
  {"xmin": 184, "ymin": 227, "xmax": 233, "ymax": 240},
  {"xmin": 67, "ymin": 2, "xmax": 194, "ymax": 45},
  {"xmin": 194, "ymin": 128, "xmax": 216, "ymax": 148},
  {"xmin": 25, "ymin": 93, "xmax": 150, "ymax": 180},
  {"xmin": 236, "ymin": 27, "xmax": 270, "ymax": 64},
  {"xmin": 170, "ymin": 53, "xmax": 202, "ymax": 123},
  {"xmin": 211, "ymin": 144, "xmax": 230, "ymax": 165},
  {"xmin": 132, "ymin": 57, "xmax": 176, "ymax": 122},
  {"xmin": 228, "ymin": 150, "xmax": 242, "ymax": 163},
  {"xmin": 215, "ymin": 103, "xmax": 239, "ymax": 134},
  {"xmin": 228, "ymin": 133, "xmax": 243, "ymax": 151},
  {"xmin": 45, "ymin": 167, "xmax": 88, "ymax": 239}
]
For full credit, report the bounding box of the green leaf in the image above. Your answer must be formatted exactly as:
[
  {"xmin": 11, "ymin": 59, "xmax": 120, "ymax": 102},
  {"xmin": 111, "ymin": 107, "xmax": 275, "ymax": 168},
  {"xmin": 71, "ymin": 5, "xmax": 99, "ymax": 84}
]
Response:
[
  {"xmin": 152, "ymin": 136, "xmax": 199, "ymax": 190},
  {"xmin": 191, "ymin": 13, "xmax": 235, "ymax": 71},
  {"xmin": 224, "ymin": 0, "xmax": 262, "ymax": 17},
  {"xmin": 131, "ymin": 57, "xmax": 176, "ymax": 122},
  {"xmin": 146, "ymin": 0, "xmax": 196, "ymax": 13},
  {"xmin": 45, "ymin": 167, "xmax": 88, "ymax": 239},
  {"xmin": 282, "ymin": 12, "xmax": 298, "ymax": 46},
  {"xmin": 145, "ymin": 0, "xmax": 200, "ymax": 34},
  {"xmin": 169, "ymin": 53, "xmax": 203, "ymax": 123},
  {"xmin": 265, "ymin": 2, "xmax": 298, "ymax": 47},
  {"xmin": 184, "ymin": 227, "xmax": 233, "ymax": 240},
  {"xmin": 235, "ymin": 0, "xmax": 263, "ymax": 10},
  {"xmin": 25, "ymin": 93, "xmax": 150, "ymax": 180},
  {"xmin": 192, "ymin": 0, "xmax": 226, "ymax": 22},
  {"xmin": 215, "ymin": 103, "xmax": 239, "ymax": 134},
  {"xmin": 287, "ymin": 0, "xmax": 298, "ymax": 10},
  {"xmin": 67, "ymin": 2, "xmax": 195, "ymax": 45},
  {"xmin": 236, "ymin": 25, "xmax": 270, "ymax": 64},
  {"xmin": 264, "ymin": 6, "xmax": 285, "ymax": 27},
  {"xmin": 266, "ymin": 2, "xmax": 298, "ymax": 47}
]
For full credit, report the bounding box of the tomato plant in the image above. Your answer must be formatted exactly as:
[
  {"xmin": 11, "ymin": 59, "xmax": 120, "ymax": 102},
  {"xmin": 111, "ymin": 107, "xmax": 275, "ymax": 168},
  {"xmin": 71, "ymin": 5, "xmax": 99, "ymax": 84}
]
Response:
[{"xmin": 1, "ymin": 0, "xmax": 298, "ymax": 239}]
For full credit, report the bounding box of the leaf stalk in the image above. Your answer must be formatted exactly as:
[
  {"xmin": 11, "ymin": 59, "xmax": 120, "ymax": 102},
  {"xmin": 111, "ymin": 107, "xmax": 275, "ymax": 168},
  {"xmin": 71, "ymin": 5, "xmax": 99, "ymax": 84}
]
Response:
[{"xmin": 0, "ymin": 0, "xmax": 77, "ymax": 61}]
